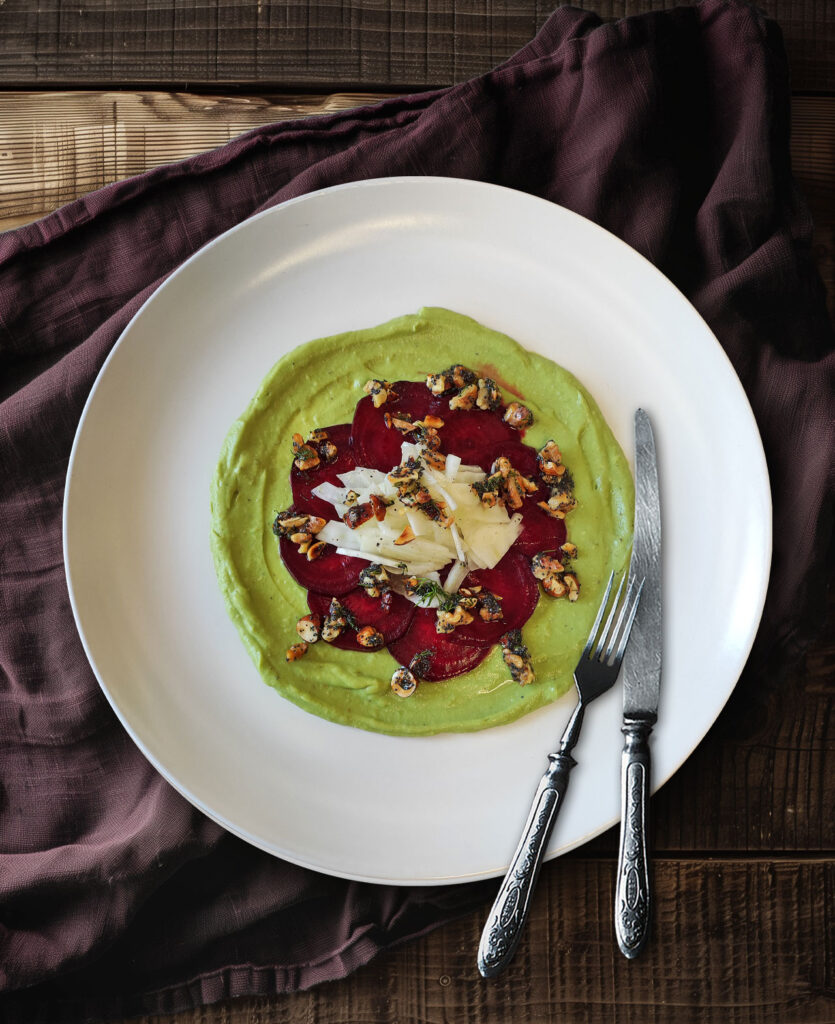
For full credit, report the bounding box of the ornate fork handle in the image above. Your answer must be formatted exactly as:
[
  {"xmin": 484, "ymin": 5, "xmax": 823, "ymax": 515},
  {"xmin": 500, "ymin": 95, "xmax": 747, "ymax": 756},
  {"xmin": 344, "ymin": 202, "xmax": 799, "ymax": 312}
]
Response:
[
  {"xmin": 615, "ymin": 714, "xmax": 654, "ymax": 958},
  {"xmin": 477, "ymin": 748, "xmax": 577, "ymax": 978}
]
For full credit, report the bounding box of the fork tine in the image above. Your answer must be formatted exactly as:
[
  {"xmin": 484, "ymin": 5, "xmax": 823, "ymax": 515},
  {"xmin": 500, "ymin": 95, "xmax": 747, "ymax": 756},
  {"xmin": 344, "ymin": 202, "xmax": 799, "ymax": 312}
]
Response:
[
  {"xmin": 593, "ymin": 573, "xmax": 626, "ymax": 661},
  {"xmin": 602, "ymin": 574, "xmax": 638, "ymax": 662},
  {"xmin": 581, "ymin": 571, "xmax": 614, "ymax": 660},
  {"xmin": 608, "ymin": 576, "xmax": 645, "ymax": 667}
]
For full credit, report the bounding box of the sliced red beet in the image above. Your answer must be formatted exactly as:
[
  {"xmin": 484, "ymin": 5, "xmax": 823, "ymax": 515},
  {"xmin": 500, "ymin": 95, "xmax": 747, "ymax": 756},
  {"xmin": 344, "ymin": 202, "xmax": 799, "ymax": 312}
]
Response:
[
  {"xmin": 350, "ymin": 382, "xmax": 444, "ymax": 471},
  {"xmin": 350, "ymin": 380, "xmax": 520, "ymax": 471},
  {"xmin": 290, "ymin": 423, "xmax": 356, "ymax": 521},
  {"xmin": 474, "ymin": 440, "xmax": 568, "ymax": 556},
  {"xmin": 307, "ymin": 587, "xmax": 416, "ymax": 651},
  {"xmin": 445, "ymin": 550, "xmax": 540, "ymax": 648},
  {"xmin": 279, "ymin": 535, "xmax": 366, "ymax": 596},
  {"xmin": 387, "ymin": 607, "xmax": 490, "ymax": 682}
]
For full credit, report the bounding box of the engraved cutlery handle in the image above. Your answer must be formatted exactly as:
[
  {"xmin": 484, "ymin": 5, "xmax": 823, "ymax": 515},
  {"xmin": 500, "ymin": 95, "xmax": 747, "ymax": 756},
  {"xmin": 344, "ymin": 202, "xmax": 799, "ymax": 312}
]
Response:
[
  {"xmin": 477, "ymin": 752, "xmax": 575, "ymax": 977},
  {"xmin": 615, "ymin": 715, "xmax": 654, "ymax": 958}
]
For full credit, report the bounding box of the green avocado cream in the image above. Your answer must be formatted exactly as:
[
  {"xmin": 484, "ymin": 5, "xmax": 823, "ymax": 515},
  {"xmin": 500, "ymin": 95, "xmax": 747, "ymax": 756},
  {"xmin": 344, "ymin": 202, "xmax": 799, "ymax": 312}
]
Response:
[{"xmin": 210, "ymin": 308, "xmax": 633, "ymax": 735}]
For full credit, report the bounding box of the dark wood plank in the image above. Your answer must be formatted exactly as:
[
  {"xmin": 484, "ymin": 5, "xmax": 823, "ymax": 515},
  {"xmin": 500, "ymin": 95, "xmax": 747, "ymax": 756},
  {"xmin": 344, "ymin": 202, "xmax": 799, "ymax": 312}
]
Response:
[
  {"xmin": 127, "ymin": 857, "xmax": 834, "ymax": 1024},
  {"xmin": 0, "ymin": 1, "xmax": 833, "ymax": 93}
]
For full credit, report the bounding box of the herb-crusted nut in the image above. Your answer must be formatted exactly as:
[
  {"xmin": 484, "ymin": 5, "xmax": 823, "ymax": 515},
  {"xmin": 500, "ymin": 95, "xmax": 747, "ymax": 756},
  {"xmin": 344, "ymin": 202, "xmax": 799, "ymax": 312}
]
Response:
[
  {"xmin": 499, "ymin": 628, "xmax": 536, "ymax": 685},
  {"xmin": 476, "ymin": 377, "xmax": 503, "ymax": 411},
  {"xmin": 285, "ymin": 642, "xmax": 309, "ymax": 662},
  {"xmin": 343, "ymin": 502, "xmax": 374, "ymax": 529},
  {"xmin": 306, "ymin": 541, "xmax": 326, "ymax": 561},
  {"xmin": 564, "ymin": 573, "xmax": 580, "ymax": 602},
  {"xmin": 363, "ymin": 379, "xmax": 396, "ymax": 408},
  {"xmin": 531, "ymin": 552, "xmax": 565, "ymax": 580},
  {"xmin": 356, "ymin": 626, "xmax": 385, "ymax": 649},
  {"xmin": 321, "ymin": 599, "xmax": 350, "ymax": 643},
  {"xmin": 436, "ymin": 604, "xmax": 475, "ymax": 634},
  {"xmin": 296, "ymin": 614, "xmax": 322, "ymax": 643},
  {"xmin": 272, "ymin": 511, "xmax": 310, "ymax": 537},
  {"xmin": 560, "ymin": 542, "xmax": 578, "ymax": 559},
  {"xmin": 391, "ymin": 666, "xmax": 418, "ymax": 697},
  {"xmin": 358, "ymin": 563, "xmax": 390, "ymax": 597},
  {"xmin": 537, "ymin": 489, "xmax": 577, "ymax": 519},
  {"xmin": 449, "ymin": 383, "xmax": 478, "ymax": 411},
  {"xmin": 409, "ymin": 648, "xmax": 433, "ymax": 679},
  {"xmin": 503, "ymin": 402, "xmax": 534, "ymax": 430},
  {"xmin": 394, "ymin": 524, "xmax": 416, "ymax": 545},
  {"xmin": 541, "ymin": 575, "xmax": 568, "ymax": 599},
  {"xmin": 477, "ymin": 590, "xmax": 504, "ymax": 622}
]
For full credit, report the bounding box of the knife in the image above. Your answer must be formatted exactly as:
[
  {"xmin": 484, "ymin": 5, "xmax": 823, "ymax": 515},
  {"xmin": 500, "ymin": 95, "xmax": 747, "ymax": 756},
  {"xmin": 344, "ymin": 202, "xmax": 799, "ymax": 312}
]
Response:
[{"xmin": 614, "ymin": 408, "xmax": 662, "ymax": 959}]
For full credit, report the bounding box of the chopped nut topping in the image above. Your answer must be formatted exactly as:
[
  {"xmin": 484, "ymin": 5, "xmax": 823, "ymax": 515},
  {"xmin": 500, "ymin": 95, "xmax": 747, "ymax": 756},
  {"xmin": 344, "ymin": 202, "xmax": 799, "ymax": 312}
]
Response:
[
  {"xmin": 394, "ymin": 524, "xmax": 416, "ymax": 545},
  {"xmin": 449, "ymin": 383, "xmax": 478, "ymax": 411},
  {"xmin": 296, "ymin": 614, "xmax": 322, "ymax": 644},
  {"xmin": 306, "ymin": 541, "xmax": 326, "ymax": 561},
  {"xmin": 499, "ymin": 629, "xmax": 535, "ymax": 685},
  {"xmin": 391, "ymin": 666, "xmax": 418, "ymax": 697},
  {"xmin": 503, "ymin": 402, "xmax": 534, "ymax": 431},
  {"xmin": 537, "ymin": 489, "xmax": 577, "ymax": 519},
  {"xmin": 344, "ymin": 490, "xmax": 359, "ymax": 507},
  {"xmin": 541, "ymin": 575, "xmax": 567, "ymax": 598},
  {"xmin": 473, "ymin": 460, "xmax": 537, "ymax": 511},
  {"xmin": 476, "ymin": 377, "xmax": 503, "ymax": 411},
  {"xmin": 321, "ymin": 598, "xmax": 350, "ymax": 643},
  {"xmin": 369, "ymin": 494, "xmax": 389, "ymax": 521},
  {"xmin": 307, "ymin": 429, "xmax": 329, "ymax": 444},
  {"xmin": 356, "ymin": 625, "xmax": 385, "ymax": 649},
  {"xmin": 560, "ymin": 542, "xmax": 578, "ymax": 559},
  {"xmin": 409, "ymin": 648, "xmax": 433, "ymax": 679},
  {"xmin": 343, "ymin": 502, "xmax": 374, "ymax": 529},
  {"xmin": 531, "ymin": 549, "xmax": 579, "ymax": 601},
  {"xmin": 422, "ymin": 449, "xmax": 447, "ymax": 471},
  {"xmin": 436, "ymin": 604, "xmax": 475, "ymax": 634},
  {"xmin": 272, "ymin": 511, "xmax": 311, "ymax": 536},
  {"xmin": 477, "ymin": 591, "xmax": 504, "ymax": 622},
  {"xmin": 318, "ymin": 441, "xmax": 338, "ymax": 463},
  {"xmin": 358, "ymin": 563, "xmax": 390, "ymax": 597},
  {"xmin": 426, "ymin": 372, "xmax": 451, "ymax": 396},
  {"xmin": 364, "ymin": 379, "xmax": 396, "ymax": 408},
  {"xmin": 531, "ymin": 552, "xmax": 565, "ymax": 580},
  {"xmin": 387, "ymin": 456, "xmax": 423, "ymax": 487},
  {"xmin": 285, "ymin": 642, "xmax": 309, "ymax": 662},
  {"xmin": 291, "ymin": 432, "xmax": 321, "ymax": 472},
  {"xmin": 289, "ymin": 531, "xmax": 312, "ymax": 545},
  {"xmin": 537, "ymin": 439, "xmax": 565, "ymax": 479}
]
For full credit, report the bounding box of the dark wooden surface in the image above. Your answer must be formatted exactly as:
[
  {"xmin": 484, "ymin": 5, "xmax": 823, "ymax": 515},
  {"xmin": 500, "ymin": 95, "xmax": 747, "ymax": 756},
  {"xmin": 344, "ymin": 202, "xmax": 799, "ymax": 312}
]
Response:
[
  {"xmin": 2, "ymin": 2, "xmax": 833, "ymax": 1022},
  {"xmin": 1, "ymin": 0, "xmax": 834, "ymax": 91}
]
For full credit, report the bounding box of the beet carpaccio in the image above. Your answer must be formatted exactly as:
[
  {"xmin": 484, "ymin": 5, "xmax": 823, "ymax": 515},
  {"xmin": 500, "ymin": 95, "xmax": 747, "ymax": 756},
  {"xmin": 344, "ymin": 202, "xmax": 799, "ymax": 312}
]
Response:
[{"xmin": 276, "ymin": 366, "xmax": 582, "ymax": 696}]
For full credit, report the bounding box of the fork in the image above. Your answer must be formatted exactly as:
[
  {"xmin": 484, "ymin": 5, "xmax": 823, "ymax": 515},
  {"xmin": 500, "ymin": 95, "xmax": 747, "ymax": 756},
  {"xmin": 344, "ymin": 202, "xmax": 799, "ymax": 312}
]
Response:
[{"xmin": 477, "ymin": 570, "xmax": 644, "ymax": 978}]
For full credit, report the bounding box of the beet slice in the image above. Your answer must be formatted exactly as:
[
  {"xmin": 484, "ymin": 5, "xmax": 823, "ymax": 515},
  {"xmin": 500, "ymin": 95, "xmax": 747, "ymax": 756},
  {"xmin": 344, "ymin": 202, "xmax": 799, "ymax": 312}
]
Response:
[
  {"xmin": 350, "ymin": 380, "xmax": 520, "ymax": 471},
  {"xmin": 279, "ymin": 535, "xmax": 366, "ymax": 596},
  {"xmin": 445, "ymin": 550, "xmax": 539, "ymax": 648},
  {"xmin": 350, "ymin": 382, "xmax": 444, "ymax": 471},
  {"xmin": 473, "ymin": 440, "xmax": 568, "ymax": 556},
  {"xmin": 290, "ymin": 423, "xmax": 356, "ymax": 521},
  {"xmin": 387, "ymin": 607, "xmax": 490, "ymax": 682},
  {"xmin": 307, "ymin": 587, "xmax": 416, "ymax": 652}
]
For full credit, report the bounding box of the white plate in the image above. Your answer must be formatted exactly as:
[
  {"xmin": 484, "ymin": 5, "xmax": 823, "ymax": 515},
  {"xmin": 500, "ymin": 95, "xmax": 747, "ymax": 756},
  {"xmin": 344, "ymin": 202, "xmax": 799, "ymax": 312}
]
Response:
[{"xmin": 64, "ymin": 177, "xmax": 771, "ymax": 884}]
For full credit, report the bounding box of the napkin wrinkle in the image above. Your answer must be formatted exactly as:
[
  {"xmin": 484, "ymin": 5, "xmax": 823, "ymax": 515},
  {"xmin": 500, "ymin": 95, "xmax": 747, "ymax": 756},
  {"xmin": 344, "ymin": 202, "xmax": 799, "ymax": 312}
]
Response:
[{"xmin": 1, "ymin": 1, "xmax": 833, "ymax": 1019}]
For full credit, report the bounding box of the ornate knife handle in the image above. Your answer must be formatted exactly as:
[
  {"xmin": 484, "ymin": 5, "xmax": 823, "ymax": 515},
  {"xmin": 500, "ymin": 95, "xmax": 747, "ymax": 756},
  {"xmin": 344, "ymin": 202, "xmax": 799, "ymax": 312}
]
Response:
[
  {"xmin": 615, "ymin": 715, "xmax": 655, "ymax": 958},
  {"xmin": 477, "ymin": 751, "xmax": 576, "ymax": 978}
]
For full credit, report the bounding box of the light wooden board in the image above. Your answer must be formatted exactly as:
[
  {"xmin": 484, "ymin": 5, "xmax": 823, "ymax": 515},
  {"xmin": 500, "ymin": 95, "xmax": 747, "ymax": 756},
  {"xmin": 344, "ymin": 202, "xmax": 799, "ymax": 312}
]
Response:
[{"xmin": 2, "ymin": 90, "xmax": 833, "ymax": 318}]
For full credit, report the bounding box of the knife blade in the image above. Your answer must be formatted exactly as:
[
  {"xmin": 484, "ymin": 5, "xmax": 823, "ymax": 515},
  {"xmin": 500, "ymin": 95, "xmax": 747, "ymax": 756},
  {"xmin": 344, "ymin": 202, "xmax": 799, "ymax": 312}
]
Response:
[{"xmin": 614, "ymin": 407, "xmax": 662, "ymax": 958}]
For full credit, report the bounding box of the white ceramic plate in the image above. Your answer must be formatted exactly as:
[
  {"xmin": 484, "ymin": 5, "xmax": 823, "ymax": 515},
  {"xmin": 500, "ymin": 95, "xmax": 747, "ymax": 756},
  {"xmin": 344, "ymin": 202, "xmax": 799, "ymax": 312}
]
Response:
[{"xmin": 64, "ymin": 177, "xmax": 771, "ymax": 884}]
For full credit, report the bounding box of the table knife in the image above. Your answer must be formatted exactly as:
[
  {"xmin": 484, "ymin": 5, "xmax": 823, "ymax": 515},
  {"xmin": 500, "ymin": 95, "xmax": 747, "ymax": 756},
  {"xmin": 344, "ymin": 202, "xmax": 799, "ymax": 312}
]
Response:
[{"xmin": 615, "ymin": 408, "xmax": 662, "ymax": 959}]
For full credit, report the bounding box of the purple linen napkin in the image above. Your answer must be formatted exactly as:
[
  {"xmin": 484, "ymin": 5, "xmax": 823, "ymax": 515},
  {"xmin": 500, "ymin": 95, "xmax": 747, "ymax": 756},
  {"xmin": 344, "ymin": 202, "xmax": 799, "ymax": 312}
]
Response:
[{"xmin": 1, "ymin": 2, "xmax": 833, "ymax": 1019}]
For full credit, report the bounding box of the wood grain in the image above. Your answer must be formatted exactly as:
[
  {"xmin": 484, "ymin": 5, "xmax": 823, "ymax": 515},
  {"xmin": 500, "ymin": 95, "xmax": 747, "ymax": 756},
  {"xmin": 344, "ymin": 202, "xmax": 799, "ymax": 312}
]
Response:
[
  {"xmin": 0, "ymin": 1, "xmax": 833, "ymax": 93},
  {"xmin": 126, "ymin": 858, "xmax": 834, "ymax": 1024}
]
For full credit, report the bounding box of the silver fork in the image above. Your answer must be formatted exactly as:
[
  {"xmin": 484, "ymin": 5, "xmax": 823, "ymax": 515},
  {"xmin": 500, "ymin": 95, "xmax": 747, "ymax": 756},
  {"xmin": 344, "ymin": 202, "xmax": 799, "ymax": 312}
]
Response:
[{"xmin": 477, "ymin": 571, "xmax": 644, "ymax": 978}]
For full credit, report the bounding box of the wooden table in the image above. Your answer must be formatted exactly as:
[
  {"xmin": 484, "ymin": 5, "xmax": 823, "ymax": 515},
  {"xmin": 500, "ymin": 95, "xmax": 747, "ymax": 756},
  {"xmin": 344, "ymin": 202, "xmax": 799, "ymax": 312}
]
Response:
[{"xmin": 2, "ymin": 3, "xmax": 832, "ymax": 1022}]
